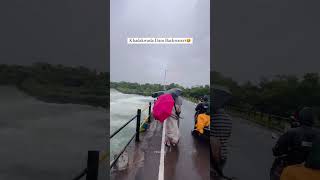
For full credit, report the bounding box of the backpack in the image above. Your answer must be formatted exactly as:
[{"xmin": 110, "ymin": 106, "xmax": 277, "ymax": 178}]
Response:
[{"xmin": 152, "ymin": 94, "xmax": 175, "ymax": 123}]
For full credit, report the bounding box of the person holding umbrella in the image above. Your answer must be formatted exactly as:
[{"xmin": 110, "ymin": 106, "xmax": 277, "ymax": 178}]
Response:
[
  {"xmin": 152, "ymin": 88, "xmax": 183, "ymax": 147},
  {"xmin": 164, "ymin": 88, "xmax": 183, "ymax": 147}
]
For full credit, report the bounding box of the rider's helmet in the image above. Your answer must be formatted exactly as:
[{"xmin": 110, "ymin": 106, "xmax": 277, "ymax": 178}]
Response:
[
  {"xmin": 202, "ymin": 95, "xmax": 209, "ymax": 102},
  {"xmin": 298, "ymin": 107, "xmax": 315, "ymax": 126}
]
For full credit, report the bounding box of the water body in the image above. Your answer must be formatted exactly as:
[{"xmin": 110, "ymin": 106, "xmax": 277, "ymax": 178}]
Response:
[
  {"xmin": 110, "ymin": 89, "xmax": 153, "ymax": 161},
  {"xmin": 0, "ymin": 86, "xmax": 107, "ymax": 180}
]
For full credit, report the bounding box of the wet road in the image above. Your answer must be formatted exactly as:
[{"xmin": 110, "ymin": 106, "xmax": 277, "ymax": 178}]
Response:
[
  {"xmin": 111, "ymin": 102, "xmax": 277, "ymax": 180},
  {"xmin": 111, "ymin": 99, "xmax": 210, "ymax": 180},
  {"xmin": 164, "ymin": 100, "xmax": 210, "ymax": 180},
  {"xmin": 224, "ymin": 116, "xmax": 276, "ymax": 180},
  {"xmin": 110, "ymin": 119, "xmax": 163, "ymax": 180}
]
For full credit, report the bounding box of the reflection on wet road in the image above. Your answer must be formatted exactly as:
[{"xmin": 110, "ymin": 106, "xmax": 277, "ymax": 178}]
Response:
[{"xmin": 164, "ymin": 100, "xmax": 210, "ymax": 180}]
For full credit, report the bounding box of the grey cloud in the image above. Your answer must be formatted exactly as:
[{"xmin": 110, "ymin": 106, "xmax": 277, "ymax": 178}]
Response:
[
  {"xmin": 111, "ymin": 0, "xmax": 210, "ymax": 87},
  {"xmin": 213, "ymin": 0, "xmax": 320, "ymax": 83},
  {"xmin": 0, "ymin": 0, "xmax": 107, "ymax": 71}
]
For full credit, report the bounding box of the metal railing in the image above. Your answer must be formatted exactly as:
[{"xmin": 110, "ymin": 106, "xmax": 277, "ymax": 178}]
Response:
[
  {"xmin": 226, "ymin": 105, "xmax": 320, "ymax": 133},
  {"xmin": 71, "ymin": 102, "xmax": 152, "ymax": 180},
  {"xmin": 226, "ymin": 105, "xmax": 291, "ymax": 133},
  {"xmin": 71, "ymin": 151, "xmax": 108, "ymax": 180},
  {"xmin": 109, "ymin": 102, "xmax": 152, "ymax": 169}
]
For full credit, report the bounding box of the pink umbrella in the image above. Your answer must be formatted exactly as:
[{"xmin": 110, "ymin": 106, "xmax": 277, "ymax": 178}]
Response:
[{"xmin": 152, "ymin": 94, "xmax": 174, "ymax": 123}]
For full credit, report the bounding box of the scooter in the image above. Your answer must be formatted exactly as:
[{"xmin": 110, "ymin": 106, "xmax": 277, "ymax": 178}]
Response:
[{"xmin": 191, "ymin": 111, "xmax": 210, "ymax": 139}]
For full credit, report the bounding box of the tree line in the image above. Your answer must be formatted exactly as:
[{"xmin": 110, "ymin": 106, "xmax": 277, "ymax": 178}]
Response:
[
  {"xmin": 111, "ymin": 81, "xmax": 210, "ymax": 102},
  {"xmin": 0, "ymin": 63, "xmax": 108, "ymax": 107},
  {"xmin": 3, "ymin": 63, "xmax": 318, "ymax": 120},
  {"xmin": 212, "ymin": 71, "xmax": 320, "ymax": 119}
]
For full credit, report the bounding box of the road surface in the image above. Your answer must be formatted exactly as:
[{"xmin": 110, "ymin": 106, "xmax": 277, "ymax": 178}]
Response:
[
  {"xmin": 111, "ymin": 99, "xmax": 210, "ymax": 180},
  {"xmin": 164, "ymin": 100, "xmax": 210, "ymax": 180},
  {"xmin": 111, "ymin": 101, "xmax": 278, "ymax": 180},
  {"xmin": 224, "ymin": 116, "xmax": 276, "ymax": 180}
]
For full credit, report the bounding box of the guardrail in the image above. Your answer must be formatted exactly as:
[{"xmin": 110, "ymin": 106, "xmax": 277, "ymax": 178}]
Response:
[
  {"xmin": 110, "ymin": 102, "xmax": 153, "ymax": 169},
  {"xmin": 71, "ymin": 101, "xmax": 153, "ymax": 180},
  {"xmin": 226, "ymin": 105, "xmax": 291, "ymax": 133},
  {"xmin": 72, "ymin": 151, "xmax": 105, "ymax": 180},
  {"xmin": 226, "ymin": 105, "xmax": 320, "ymax": 133}
]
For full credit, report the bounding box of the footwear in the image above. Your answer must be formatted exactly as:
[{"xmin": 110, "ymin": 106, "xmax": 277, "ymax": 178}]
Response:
[{"xmin": 165, "ymin": 141, "xmax": 171, "ymax": 147}]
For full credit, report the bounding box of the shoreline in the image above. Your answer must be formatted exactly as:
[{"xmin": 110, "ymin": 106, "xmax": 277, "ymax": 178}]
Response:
[
  {"xmin": 2, "ymin": 84, "xmax": 108, "ymax": 108},
  {"xmin": 0, "ymin": 63, "xmax": 108, "ymax": 109}
]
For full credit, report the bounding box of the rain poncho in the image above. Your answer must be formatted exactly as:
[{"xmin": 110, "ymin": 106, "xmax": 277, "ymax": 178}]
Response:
[
  {"xmin": 280, "ymin": 164, "xmax": 320, "ymax": 180},
  {"xmin": 195, "ymin": 113, "xmax": 210, "ymax": 134}
]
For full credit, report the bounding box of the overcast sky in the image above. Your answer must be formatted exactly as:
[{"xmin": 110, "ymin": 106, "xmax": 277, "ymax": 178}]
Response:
[
  {"xmin": 110, "ymin": 0, "xmax": 210, "ymax": 87},
  {"xmin": 213, "ymin": 0, "xmax": 320, "ymax": 83},
  {"xmin": 0, "ymin": 0, "xmax": 107, "ymax": 71},
  {"xmin": 1, "ymin": 1, "xmax": 319, "ymax": 84}
]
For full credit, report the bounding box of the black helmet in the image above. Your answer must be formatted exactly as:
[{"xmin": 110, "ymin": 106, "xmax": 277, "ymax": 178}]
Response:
[
  {"xmin": 299, "ymin": 107, "xmax": 315, "ymax": 126},
  {"xmin": 202, "ymin": 95, "xmax": 209, "ymax": 102}
]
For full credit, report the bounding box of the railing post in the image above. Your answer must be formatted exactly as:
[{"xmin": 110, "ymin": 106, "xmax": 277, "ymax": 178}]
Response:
[
  {"xmin": 148, "ymin": 102, "xmax": 151, "ymax": 123},
  {"xmin": 136, "ymin": 109, "xmax": 141, "ymax": 142},
  {"xmin": 86, "ymin": 151, "xmax": 99, "ymax": 180}
]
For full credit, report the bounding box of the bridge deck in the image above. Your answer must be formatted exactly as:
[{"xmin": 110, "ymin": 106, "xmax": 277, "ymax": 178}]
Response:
[
  {"xmin": 164, "ymin": 100, "xmax": 210, "ymax": 180},
  {"xmin": 110, "ymin": 100, "xmax": 210, "ymax": 180}
]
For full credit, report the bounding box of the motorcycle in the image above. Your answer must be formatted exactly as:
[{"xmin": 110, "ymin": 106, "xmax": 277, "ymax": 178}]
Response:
[
  {"xmin": 270, "ymin": 118, "xmax": 302, "ymax": 180},
  {"xmin": 270, "ymin": 154, "xmax": 290, "ymax": 180},
  {"xmin": 191, "ymin": 110, "xmax": 210, "ymax": 139}
]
